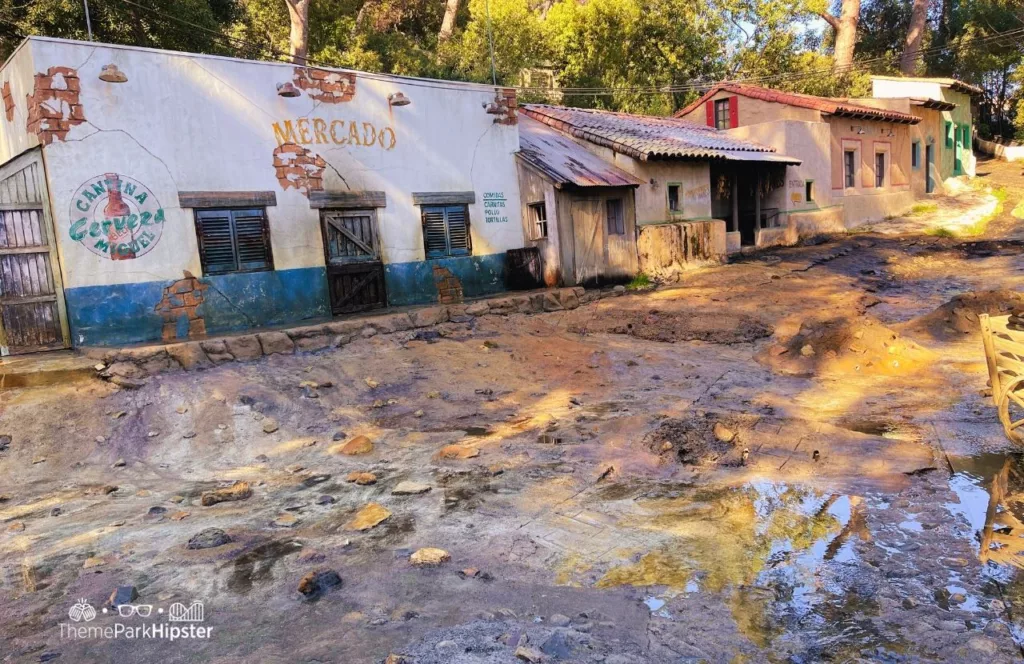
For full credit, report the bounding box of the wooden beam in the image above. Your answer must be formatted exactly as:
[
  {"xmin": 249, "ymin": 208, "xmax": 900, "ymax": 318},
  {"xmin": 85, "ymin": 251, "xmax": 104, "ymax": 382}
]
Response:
[
  {"xmin": 411, "ymin": 191, "xmax": 476, "ymax": 206},
  {"xmin": 309, "ymin": 190, "xmax": 387, "ymax": 209},
  {"xmin": 179, "ymin": 191, "xmax": 277, "ymax": 208}
]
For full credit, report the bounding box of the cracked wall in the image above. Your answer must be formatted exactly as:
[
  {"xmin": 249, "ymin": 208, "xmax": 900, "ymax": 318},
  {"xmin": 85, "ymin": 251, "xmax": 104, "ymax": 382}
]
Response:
[
  {"xmin": 155, "ymin": 271, "xmax": 208, "ymax": 342},
  {"xmin": 26, "ymin": 65, "xmax": 85, "ymax": 145},
  {"xmin": 273, "ymin": 143, "xmax": 326, "ymax": 196},
  {"xmin": 293, "ymin": 67, "xmax": 356, "ymax": 103},
  {"xmin": 433, "ymin": 265, "xmax": 464, "ymax": 305},
  {"xmin": 2, "ymin": 81, "xmax": 14, "ymax": 122}
]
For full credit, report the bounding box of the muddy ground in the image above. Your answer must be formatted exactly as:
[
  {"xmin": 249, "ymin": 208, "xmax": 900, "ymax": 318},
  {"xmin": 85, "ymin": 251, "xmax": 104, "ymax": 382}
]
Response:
[{"xmin": 3, "ymin": 158, "xmax": 1024, "ymax": 663}]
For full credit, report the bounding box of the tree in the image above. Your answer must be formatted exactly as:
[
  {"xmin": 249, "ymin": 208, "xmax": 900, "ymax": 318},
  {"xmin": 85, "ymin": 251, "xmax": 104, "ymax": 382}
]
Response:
[
  {"xmin": 439, "ymin": 0, "xmax": 459, "ymax": 41},
  {"xmin": 812, "ymin": 0, "xmax": 861, "ymax": 72},
  {"xmin": 900, "ymin": 0, "xmax": 929, "ymax": 74},
  {"xmin": 285, "ymin": 0, "xmax": 310, "ymax": 63}
]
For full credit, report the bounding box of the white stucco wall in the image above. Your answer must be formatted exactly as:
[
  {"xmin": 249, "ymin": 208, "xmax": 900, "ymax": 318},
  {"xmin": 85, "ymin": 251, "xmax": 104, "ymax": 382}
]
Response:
[{"xmin": 2, "ymin": 37, "xmax": 524, "ymax": 291}]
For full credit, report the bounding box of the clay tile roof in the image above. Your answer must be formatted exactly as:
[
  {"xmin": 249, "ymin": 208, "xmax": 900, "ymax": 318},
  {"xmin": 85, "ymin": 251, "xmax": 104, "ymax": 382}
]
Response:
[
  {"xmin": 520, "ymin": 104, "xmax": 798, "ymax": 163},
  {"xmin": 675, "ymin": 82, "xmax": 922, "ymax": 124},
  {"xmin": 517, "ymin": 115, "xmax": 644, "ymax": 188}
]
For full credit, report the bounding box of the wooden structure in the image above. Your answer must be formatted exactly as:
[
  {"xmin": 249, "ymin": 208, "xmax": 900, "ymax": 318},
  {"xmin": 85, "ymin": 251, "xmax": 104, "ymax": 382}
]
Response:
[{"xmin": 980, "ymin": 313, "xmax": 1024, "ymax": 443}]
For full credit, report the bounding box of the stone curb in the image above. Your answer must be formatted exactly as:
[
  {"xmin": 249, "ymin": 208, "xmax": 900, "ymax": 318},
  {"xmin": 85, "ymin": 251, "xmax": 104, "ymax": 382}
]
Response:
[{"xmin": 88, "ymin": 286, "xmax": 629, "ymax": 383}]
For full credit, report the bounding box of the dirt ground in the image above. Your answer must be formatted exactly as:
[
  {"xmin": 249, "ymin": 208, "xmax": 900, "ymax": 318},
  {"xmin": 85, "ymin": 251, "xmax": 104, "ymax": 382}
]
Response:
[{"xmin": 4, "ymin": 158, "xmax": 1024, "ymax": 663}]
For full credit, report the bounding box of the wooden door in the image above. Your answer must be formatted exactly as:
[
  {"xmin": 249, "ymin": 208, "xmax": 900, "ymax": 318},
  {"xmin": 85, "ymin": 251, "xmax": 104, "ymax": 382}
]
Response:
[
  {"xmin": 0, "ymin": 150, "xmax": 68, "ymax": 355},
  {"xmin": 570, "ymin": 199, "xmax": 605, "ymax": 285},
  {"xmin": 320, "ymin": 209, "xmax": 387, "ymax": 315},
  {"xmin": 926, "ymin": 144, "xmax": 935, "ymax": 194}
]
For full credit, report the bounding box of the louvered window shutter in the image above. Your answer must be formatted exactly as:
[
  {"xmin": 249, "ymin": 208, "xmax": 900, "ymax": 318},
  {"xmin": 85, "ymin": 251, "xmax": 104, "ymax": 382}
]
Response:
[
  {"xmin": 729, "ymin": 96, "xmax": 739, "ymax": 128},
  {"xmin": 422, "ymin": 206, "xmax": 449, "ymax": 258},
  {"xmin": 195, "ymin": 208, "xmax": 272, "ymax": 275},
  {"xmin": 196, "ymin": 210, "xmax": 237, "ymax": 274},
  {"xmin": 445, "ymin": 205, "xmax": 471, "ymax": 256},
  {"xmin": 705, "ymin": 101, "xmax": 714, "ymax": 127}
]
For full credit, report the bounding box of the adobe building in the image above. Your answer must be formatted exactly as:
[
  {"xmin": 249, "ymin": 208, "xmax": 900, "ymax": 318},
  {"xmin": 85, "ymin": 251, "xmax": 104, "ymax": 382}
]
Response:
[
  {"xmin": 0, "ymin": 37, "xmax": 525, "ymax": 353},
  {"xmin": 519, "ymin": 104, "xmax": 800, "ymax": 277},
  {"xmin": 675, "ymin": 83, "xmax": 922, "ymax": 230}
]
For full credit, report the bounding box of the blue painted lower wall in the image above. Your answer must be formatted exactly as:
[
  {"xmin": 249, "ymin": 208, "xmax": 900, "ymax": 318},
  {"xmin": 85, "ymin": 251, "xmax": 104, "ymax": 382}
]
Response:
[
  {"xmin": 64, "ymin": 253, "xmax": 510, "ymax": 347},
  {"xmin": 65, "ymin": 267, "xmax": 330, "ymax": 347},
  {"xmin": 384, "ymin": 253, "xmax": 507, "ymax": 307}
]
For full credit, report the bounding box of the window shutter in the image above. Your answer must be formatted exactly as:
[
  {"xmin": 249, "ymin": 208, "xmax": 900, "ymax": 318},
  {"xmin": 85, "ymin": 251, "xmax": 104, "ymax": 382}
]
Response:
[
  {"xmin": 705, "ymin": 100, "xmax": 714, "ymax": 127},
  {"xmin": 196, "ymin": 211, "xmax": 237, "ymax": 274},
  {"xmin": 729, "ymin": 96, "xmax": 738, "ymax": 128},
  {"xmin": 233, "ymin": 210, "xmax": 271, "ymax": 271},
  {"xmin": 422, "ymin": 206, "xmax": 448, "ymax": 258},
  {"xmin": 446, "ymin": 205, "xmax": 470, "ymax": 255}
]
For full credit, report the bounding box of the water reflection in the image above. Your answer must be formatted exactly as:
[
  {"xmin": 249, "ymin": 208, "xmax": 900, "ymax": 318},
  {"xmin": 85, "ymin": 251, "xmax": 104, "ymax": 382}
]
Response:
[{"xmin": 947, "ymin": 452, "xmax": 1024, "ymax": 566}]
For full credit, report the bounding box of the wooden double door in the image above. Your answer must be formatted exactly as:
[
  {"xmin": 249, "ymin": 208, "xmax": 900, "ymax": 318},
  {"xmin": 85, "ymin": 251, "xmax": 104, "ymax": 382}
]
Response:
[{"xmin": 320, "ymin": 208, "xmax": 388, "ymax": 315}]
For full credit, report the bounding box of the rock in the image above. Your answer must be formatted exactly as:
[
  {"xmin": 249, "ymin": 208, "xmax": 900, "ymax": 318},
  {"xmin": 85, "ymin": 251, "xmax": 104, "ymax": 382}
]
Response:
[
  {"xmin": 410, "ymin": 306, "xmax": 448, "ymax": 327},
  {"xmin": 200, "ymin": 481, "xmax": 252, "ymax": 507},
  {"xmin": 7, "ymin": 521, "xmax": 25, "ymax": 533},
  {"xmin": 332, "ymin": 431, "xmax": 345, "ymax": 442},
  {"xmin": 435, "ymin": 444, "xmax": 479, "ymax": 460},
  {"xmin": 258, "ymin": 331, "xmax": 294, "ymax": 355},
  {"xmin": 549, "ymin": 613, "xmax": 571, "ymax": 627},
  {"xmin": 459, "ymin": 568, "xmax": 480, "ymax": 578},
  {"xmin": 187, "ymin": 528, "xmax": 231, "ymax": 550},
  {"xmin": 346, "ymin": 471, "xmax": 378, "ymax": 485},
  {"xmin": 165, "ymin": 342, "xmax": 211, "ymax": 370},
  {"xmin": 285, "ymin": 464, "xmax": 305, "ymax": 474},
  {"xmin": 302, "ymin": 474, "xmax": 331, "ymax": 487},
  {"xmin": 146, "ymin": 506, "xmax": 168, "ymax": 520},
  {"xmin": 392, "ymin": 481, "xmax": 431, "ymax": 495},
  {"xmin": 32, "ymin": 456, "xmax": 46, "ymax": 464},
  {"xmin": 541, "ymin": 630, "xmax": 573, "ymax": 658},
  {"xmin": 50, "ymin": 507, "xmax": 62, "ymax": 517},
  {"xmin": 364, "ymin": 377, "xmax": 380, "ymax": 389},
  {"xmin": 343, "ymin": 503, "xmax": 391, "ymax": 531},
  {"xmin": 466, "ymin": 302, "xmax": 489, "ymax": 316},
  {"xmin": 414, "ymin": 409, "xmax": 425, "ymax": 418},
  {"xmin": 225, "ymin": 335, "xmax": 263, "ymax": 361},
  {"xmin": 336, "ymin": 435, "xmax": 374, "ymax": 455},
  {"xmin": 297, "ymin": 569, "xmax": 342, "ymax": 599},
  {"xmin": 112, "ymin": 458, "xmax": 127, "ymax": 467},
  {"xmin": 410, "ymin": 548, "xmax": 451, "ymax": 566},
  {"xmin": 107, "ymin": 585, "xmax": 138, "ymax": 608},
  {"xmin": 800, "ymin": 344, "xmax": 815, "ymax": 357},
  {"xmin": 515, "ymin": 646, "xmax": 544, "ymax": 662},
  {"xmin": 262, "ymin": 419, "xmax": 279, "ymax": 434},
  {"xmin": 384, "ymin": 655, "xmax": 408, "ymax": 664},
  {"xmin": 316, "ymin": 494, "xmax": 336, "ymax": 505},
  {"xmin": 82, "ymin": 556, "xmax": 106, "ymax": 569},
  {"xmin": 435, "ymin": 641, "xmax": 459, "ymax": 655},
  {"xmin": 712, "ymin": 422, "xmax": 736, "ymax": 443},
  {"xmin": 272, "ymin": 513, "xmax": 300, "ymax": 528},
  {"xmin": 0, "ymin": 434, "xmax": 11, "ymax": 452}
]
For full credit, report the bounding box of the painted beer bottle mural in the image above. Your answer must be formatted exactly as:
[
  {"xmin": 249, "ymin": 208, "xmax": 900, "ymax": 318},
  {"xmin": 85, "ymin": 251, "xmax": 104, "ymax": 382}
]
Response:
[
  {"xmin": 103, "ymin": 173, "xmax": 135, "ymax": 260},
  {"xmin": 68, "ymin": 173, "xmax": 165, "ymax": 260}
]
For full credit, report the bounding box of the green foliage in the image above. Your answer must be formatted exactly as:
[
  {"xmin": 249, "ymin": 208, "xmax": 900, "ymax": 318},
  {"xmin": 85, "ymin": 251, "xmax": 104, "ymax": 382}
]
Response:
[
  {"xmin": 442, "ymin": 0, "xmax": 543, "ymax": 83},
  {"xmin": 909, "ymin": 201, "xmax": 939, "ymax": 216},
  {"xmin": 626, "ymin": 273, "xmax": 652, "ymax": 290}
]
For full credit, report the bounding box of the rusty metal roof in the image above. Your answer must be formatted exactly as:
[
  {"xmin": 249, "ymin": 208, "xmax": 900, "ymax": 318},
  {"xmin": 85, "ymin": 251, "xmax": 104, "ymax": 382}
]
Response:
[
  {"xmin": 521, "ymin": 104, "xmax": 798, "ymax": 163},
  {"xmin": 675, "ymin": 83, "xmax": 922, "ymax": 124},
  {"xmin": 517, "ymin": 115, "xmax": 644, "ymax": 189}
]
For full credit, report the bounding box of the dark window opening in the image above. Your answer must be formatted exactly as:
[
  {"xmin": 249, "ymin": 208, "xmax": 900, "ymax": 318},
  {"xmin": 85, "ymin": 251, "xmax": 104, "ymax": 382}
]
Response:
[
  {"xmin": 529, "ymin": 201, "xmax": 548, "ymax": 240},
  {"xmin": 714, "ymin": 99, "xmax": 730, "ymax": 130},
  {"xmin": 875, "ymin": 152, "xmax": 886, "ymax": 188},
  {"xmin": 911, "ymin": 141, "xmax": 920, "ymax": 169},
  {"xmin": 422, "ymin": 204, "xmax": 471, "ymax": 258},
  {"xmin": 606, "ymin": 199, "xmax": 625, "ymax": 235},
  {"xmin": 668, "ymin": 184, "xmax": 680, "ymax": 212},
  {"xmin": 805, "ymin": 181, "xmax": 814, "ymax": 202},
  {"xmin": 195, "ymin": 207, "xmax": 273, "ymax": 276},
  {"xmin": 844, "ymin": 150, "xmax": 856, "ymax": 188}
]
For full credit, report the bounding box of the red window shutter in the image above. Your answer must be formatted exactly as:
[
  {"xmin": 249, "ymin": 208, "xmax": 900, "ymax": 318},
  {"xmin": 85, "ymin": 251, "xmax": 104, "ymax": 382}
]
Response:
[
  {"xmin": 729, "ymin": 96, "xmax": 738, "ymax": 128},
  {"xmin": 705, "ymin": 100, "xmax": 714, "ymax": 127}
]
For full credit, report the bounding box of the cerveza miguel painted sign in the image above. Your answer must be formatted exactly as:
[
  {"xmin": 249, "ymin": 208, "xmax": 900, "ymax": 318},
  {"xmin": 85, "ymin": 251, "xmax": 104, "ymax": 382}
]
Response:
[
  {"xmin": 272, "ymin": 118, "xmax": 397, "ymax": 150},
  {"xmin": 69, "ymin": 174, "xmax": 164, "ymax": 260},
  {"xmin": 483, "ymin": 192, "xmax": 508, "ymax": 223}
]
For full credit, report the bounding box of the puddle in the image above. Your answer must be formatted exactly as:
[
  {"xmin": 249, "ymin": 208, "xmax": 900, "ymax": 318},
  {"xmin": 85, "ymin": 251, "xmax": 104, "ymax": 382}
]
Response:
[
  {"xmin": 227, "ymin": 539, "xmax": 302, "ymax": 594},
  {"xmin": 946, "ymin": 452, "xmax": 1024, "ymax": 565}
]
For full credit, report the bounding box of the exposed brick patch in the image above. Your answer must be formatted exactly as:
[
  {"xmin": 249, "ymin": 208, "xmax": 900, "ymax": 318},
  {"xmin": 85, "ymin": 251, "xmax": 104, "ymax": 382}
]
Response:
[
  {"xmin": 155, "ymin": 271, "xmax": 209, "ymax": 343},
  {"xmin": 292, "ymin": 67, "xmax": 356, "ymax": 104},
  {"xmin": 26, "ymin": 66, "xmax": 85, "ymax": 145},
  {"xmin": 2, "ymin": 82, "xmax": 14, "ymax": 122},
  {"xmin": 433, "ymin": 265, "xmax": 464, "ymax": 305},
  {"xmin": 494, "ymin": 87, "xmax": 518, "ymax": 126},
  {"xmin": 273, "ymin": 142, "xmax": 326, "ymax": 196}
]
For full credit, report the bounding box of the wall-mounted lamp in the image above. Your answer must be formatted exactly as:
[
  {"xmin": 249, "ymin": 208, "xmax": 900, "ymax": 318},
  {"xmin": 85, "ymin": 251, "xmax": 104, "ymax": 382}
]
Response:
[
  {"xmin": 887, "ymin": 129, "xmax": 895, "ymax": 137},
  {"xmin": 276, "ymin": 82, "xmax": 301, "ymax": 98},
  {"xmin": 98, "ymin": 64, "xmax": 127, "ymax": 83},
  {"xmin": 851, "ymin": 125, "xmax": 866, "ymax": 135},
  {"xmin": 388, "ymin": 91, "xmax": 411, "ymax": 107}
]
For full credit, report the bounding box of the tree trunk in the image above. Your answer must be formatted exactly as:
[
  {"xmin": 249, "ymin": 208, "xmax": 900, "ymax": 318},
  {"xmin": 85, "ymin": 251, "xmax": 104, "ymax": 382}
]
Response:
[
  {"xmin": 439, "ymin": 0, "xmax": 459, "ymax": 41},
  {"xmin": 900, "ymin": 0, "xmax": 929, "ymax": 75},
  {"xmin": 285, "ymin": 0, "xmax": 310, "ymax": 64},
  {"xmin": 818, "ymin": 0, "xmax": 861, "ymax": 73}
]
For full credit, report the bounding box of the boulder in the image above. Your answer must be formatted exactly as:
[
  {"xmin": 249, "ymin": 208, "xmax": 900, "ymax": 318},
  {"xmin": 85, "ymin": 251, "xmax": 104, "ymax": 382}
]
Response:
[
  {"xmin": 410, "ymin": 548, "xmax": 450, "ymax": 566},
  {"xmin": 224, "ymin": 335, "xmax": 263, "ymax": 361},
  {"xmin": 258, "ymin": 331, "xmax": 294, "ymax": 355},
  {"xmin": 200, "ymin": 481, "xmax": 252, "ymax": 507},
  {"xmin": 187, "ymin": 528, "xmax": 232, "ymax": 550},
  {"xmin": 409, "ymin": 306, "xmax": 448, "ymax": 328},
  {"xmin": 165, "ymin": 342, "xmax": 211, "ymax": 370},
  {"xmin": 335, "ymin": 435, "xmax": 373, "ymax": 455},
  {"xmin": 297, "ymin": 569, "xmax": 342, "ymax": 599}
]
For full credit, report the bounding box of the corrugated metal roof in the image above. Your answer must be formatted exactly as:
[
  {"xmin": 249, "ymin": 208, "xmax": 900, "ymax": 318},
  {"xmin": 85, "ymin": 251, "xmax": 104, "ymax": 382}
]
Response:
[
  {"xmin": 675, "ymin": 83, "xmax": 922, "ymax": 124},
  {"xmin": 521, "ymin": 104, "xmax": 800, "ymax": 163},
  {"xmin": 517, "ymin": 115, "xmax": 644, "ymax": 188}
]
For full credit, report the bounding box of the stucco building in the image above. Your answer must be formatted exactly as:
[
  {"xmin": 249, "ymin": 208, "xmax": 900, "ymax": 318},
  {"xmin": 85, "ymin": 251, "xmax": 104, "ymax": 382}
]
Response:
[
  {"xmin": 675, "ymin": 83, "xmax": 923, "ymax": 229},
  {"xmin": 0, "ymin": 37, "xmax": 525, "ymax": 353},
  {"xmin": 518, "ymin": 104, "xmax": 800, "ymax": 278}
]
